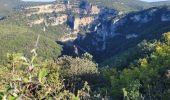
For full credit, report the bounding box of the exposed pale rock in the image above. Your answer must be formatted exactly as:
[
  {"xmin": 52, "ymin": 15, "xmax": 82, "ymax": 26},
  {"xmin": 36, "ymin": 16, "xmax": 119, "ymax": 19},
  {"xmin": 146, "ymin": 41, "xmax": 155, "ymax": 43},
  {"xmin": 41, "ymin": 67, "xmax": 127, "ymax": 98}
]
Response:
[
  {"xmin": 161, "ymin": 14, "xmax": 170, "ymax": 21},
  {"xmin": 126, "ymin": 34, "xmax": 138, "ymax": 39}
]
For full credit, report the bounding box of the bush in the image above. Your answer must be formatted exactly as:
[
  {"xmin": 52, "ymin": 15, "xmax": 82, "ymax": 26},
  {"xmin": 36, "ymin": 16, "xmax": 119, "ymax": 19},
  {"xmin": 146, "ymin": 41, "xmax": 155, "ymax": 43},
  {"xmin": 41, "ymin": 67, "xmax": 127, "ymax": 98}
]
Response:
[{"xmin": 0, "ymin": 50, "xmax": 93, "ymax": 99}]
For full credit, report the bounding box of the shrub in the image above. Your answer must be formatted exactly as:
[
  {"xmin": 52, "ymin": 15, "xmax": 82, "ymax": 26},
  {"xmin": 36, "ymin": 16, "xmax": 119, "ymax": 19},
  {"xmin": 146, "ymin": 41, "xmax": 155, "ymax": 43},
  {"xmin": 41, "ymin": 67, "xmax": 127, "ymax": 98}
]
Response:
[{"xmin": 0, "ymin": 50, "xmax": 92, "ymax": 99}]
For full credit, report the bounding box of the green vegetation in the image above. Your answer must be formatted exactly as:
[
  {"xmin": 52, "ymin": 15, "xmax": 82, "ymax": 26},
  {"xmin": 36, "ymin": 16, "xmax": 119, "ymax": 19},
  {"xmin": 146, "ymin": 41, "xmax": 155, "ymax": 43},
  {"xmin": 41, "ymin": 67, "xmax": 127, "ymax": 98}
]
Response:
[
  {"xmin": 1, "ymin": 0, "xmax": 170, "ymax": 99},
  {"xmin": 0, "ymin": 0, "xmax": 49, "ymax": 16},
  {"xmin": 1, "ymin": 30, "xmax": 170, "ymax": 99},
  {"xmin": 87, "ymin": 0, "xmax": 170, "ymax": 13},
  {"xmin": 0, "ymin": 50, "xmax": 97, "ymax": 99},
  {"xmin": 101, "ymin": 32, "xmax": 170, "ymax": 99},
  {"xmin": 0, "ymin": 20, "xmax": 62, "ymax": 64}
]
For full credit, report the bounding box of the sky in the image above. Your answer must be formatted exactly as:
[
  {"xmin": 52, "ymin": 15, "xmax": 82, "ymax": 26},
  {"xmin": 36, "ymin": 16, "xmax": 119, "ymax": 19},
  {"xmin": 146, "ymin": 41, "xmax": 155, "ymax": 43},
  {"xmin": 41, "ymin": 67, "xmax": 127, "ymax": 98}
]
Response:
[
  {"xmin": 22, "ymin": 0, "xmax": 169, "ymax": 2},
  {"xmin": 22, "ymin": 0, "xmax": 55, "ymax": 2},
  {"xmin": 141, "ymin": 0, "xmax": 169, "ymax": 2}
]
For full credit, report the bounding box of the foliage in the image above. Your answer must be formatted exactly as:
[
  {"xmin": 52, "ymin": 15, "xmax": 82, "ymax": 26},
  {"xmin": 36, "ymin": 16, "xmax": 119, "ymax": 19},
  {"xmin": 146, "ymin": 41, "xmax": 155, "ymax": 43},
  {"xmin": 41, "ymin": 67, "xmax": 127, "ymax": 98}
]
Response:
[
  {"xmin": 57, "ymin": 55, "xmax": 98, "ymax": 77},
  {"xmin": 69, "ymin": 0, "xmax": 170, "ymax": 13},
  {"xmin": 1, "ymin": 32, "xmax": 170, "ymax": 99},
  {"xmin": 0, "ymin": 20, "xmax": 62, "ymax": 64},
  {"xmin": 0, "ymin": 50, "xmax": 95, "ymax": 99},
  {"xmin": 101, "ymin": 32, "xmax": 170, "ymax": 99},
  {"xmin": 1, "ymin": 1, "xmax": 170, "ymax": 98}
]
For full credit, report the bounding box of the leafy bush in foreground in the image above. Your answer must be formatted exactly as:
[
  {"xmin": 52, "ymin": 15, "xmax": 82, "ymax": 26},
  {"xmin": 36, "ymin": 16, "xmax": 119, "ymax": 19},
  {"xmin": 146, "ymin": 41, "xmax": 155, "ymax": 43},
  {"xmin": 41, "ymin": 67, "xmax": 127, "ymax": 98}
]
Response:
[
  {"xmin": 102, "ymin": 32, "xmax": 170, "ymax": 99},
  {"xmin": 0, "ymin": 50, "xmax": 95, "ymax": 99}
]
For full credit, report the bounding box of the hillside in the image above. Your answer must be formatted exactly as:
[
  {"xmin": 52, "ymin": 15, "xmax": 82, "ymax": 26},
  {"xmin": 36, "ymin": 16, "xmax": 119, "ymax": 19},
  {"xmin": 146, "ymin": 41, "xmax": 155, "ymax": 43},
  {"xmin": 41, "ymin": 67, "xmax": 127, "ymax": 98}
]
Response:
[
  {"xmin": 0, "ymin": 18, "xmax": 62, "ymax": 64},
  {"xmin": 1, "ymin": 0, "xmax": 170, "ymax": 65},
  {"xmin": 71, "ymin": 0, "xmax": 170, "ymax": 13},
  {"xmin": 59, "ymin": 6, "xmax": 170, "ymax": 68},
  {"xmin": 8, "ymin": 0, "xmax": 170, "ymax": 66},
  {"xmin": 0, "ymin": 0, "xmax": 21, "ymax": 15},
  {"xmin": 1, "ymin": 1, "xmax": 170, "ymax": 100},
  {"xmin": 0, "ymin": 0, "xmax": 50, "ymax": 16},
  {"xmin": 1, "ymin": 0, "xmax": 170, "ymax": 15},
  {"xmin": 1, "ymin": 31, "xmax": 170, "ymax": 99}
]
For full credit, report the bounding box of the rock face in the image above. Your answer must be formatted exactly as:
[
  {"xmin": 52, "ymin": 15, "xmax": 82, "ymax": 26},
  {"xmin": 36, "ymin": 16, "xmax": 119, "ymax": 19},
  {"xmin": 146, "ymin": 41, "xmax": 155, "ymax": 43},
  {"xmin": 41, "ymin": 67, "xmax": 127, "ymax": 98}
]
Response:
[
  {"xmin": 61, "ymin": 6, "xmax": 170, "ymax": 62},
  {"xmin": 91, "ymin": 8, "xmax": 119, "ymax": 37},
  {"xmin": 161, "ymin": 14, "xmax": 170, "ymax": 22},
  {"xmin": 67, "ymin": 16, "xmax": 94, "ymax": 31},
  {"xmin": 67, "ymin": 15, "xmax": 75, "ymax": 30},
  {"xmin": 25, "ymin": 4, "xmax": 66, "ymax": 16},
  {"xmin": 79, "ymin": 0, "xmax": 92, "ymax": 17},
  {"xmin": 90, "ymin": 8, "xmax": 119, "ymax": 51},
  {"xmin": 24, "ymin": 2, "xmax": 170, "ymax": 62},
  {"xmin": 25, "ymin": 1, "xmax": 100, "ymax": 35},
  {"xmin": 50, "ymin": 15, "xmax": 68, "ymax": 26}
]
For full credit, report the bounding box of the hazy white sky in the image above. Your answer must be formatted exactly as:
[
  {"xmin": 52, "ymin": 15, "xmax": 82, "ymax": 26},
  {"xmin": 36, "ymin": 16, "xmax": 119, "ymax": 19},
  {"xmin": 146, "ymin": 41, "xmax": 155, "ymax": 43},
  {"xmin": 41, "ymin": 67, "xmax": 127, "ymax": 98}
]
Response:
[
  {"xmin": 22, "ymin": 0, "xmax": 169, "ymax": 2},
  {"xmin": 141, "ymin": 0, "xmax": 169, "ymax": 2},
  {"xmin": 22, "ymin": 0, "xmax": 55, "ymax": 2}
]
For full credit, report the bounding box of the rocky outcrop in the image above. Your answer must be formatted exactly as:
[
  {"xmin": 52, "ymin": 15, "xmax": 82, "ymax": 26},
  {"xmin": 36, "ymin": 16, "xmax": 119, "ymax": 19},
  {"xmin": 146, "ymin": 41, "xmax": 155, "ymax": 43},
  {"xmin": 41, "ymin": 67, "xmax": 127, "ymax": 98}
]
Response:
[
  {"xmin": 60, "ymin": 6, "xmax": 170, "ymax": 62},
  {"xmin": 49, "ymin": 14, "xmax": 68, "ymax": 26},
  {"xmin": 25, "ymin": 4, "xmax": 66, "ymax": 16},
  {"xmin": 25, "ymin": 2, "xmax": 170, "ymax": 63},
  {"xmin": 161, "ymin": 14, "xmax": 170, "ymax": 22},
  {"xmin": 25, "ymin": 1, "xmax": 100, "ymax": 37},
  {"xmin": 31, "ymin": 18, "xmax": 44, "ymax": 25}
]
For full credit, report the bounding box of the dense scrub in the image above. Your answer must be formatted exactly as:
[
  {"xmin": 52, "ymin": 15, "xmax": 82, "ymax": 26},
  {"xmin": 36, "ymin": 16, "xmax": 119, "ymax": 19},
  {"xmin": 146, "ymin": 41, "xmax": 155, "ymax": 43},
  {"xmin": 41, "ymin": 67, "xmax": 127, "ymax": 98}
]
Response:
[
  {"xmin": 101, "ymin": 32, "xmax": 170, "ymax": 99},
  {"xmin": 0, "ymin": 49, "xmax": 99, "ymax": 99},
  {"xmin": 1, "ymin": 0, "xmax": 170, "ymax": 99},
  {"xmin": 1, "ymin": 32, "xmax": 170, "ymax": 99}
]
